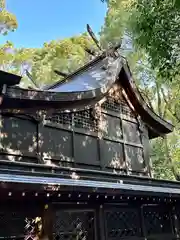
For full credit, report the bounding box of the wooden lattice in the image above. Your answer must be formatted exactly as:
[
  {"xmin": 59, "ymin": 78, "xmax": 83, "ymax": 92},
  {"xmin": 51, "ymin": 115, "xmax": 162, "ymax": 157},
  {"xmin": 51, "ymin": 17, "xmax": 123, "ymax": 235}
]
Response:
[
  {"xmin": 53, "ymin": 210, "xmax": 95, "ymax": 240},
  {"xmin": 105, "ymin": 208, "xmax": 142, "ymax": 239},
  {"xmin": 143, "ymin": 205, "xmax": 172, "ymax": 236}
]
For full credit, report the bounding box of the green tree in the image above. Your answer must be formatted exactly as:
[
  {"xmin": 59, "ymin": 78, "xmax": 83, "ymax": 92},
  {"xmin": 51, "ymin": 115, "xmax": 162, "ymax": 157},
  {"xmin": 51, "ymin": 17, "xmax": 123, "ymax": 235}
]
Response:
[
  {"xmin": 31, "ymin": 33, "xmax": 94, "ymax": 87},
  {"xmin": 127, "ymin": 0, "xmax": 180, "ymax": 180},
  {"xmin": 100, "ymin": 0, "xmax": 180, "ymax": 82},
  {"xmin": 128, "ymin": 0, "xmax": 180, "ymax": 81},
  {"xmin": 0, "ymin": 41, "xmax": 35, "ymax": 88},
  {"xmin": 100, "ymin": 0, "xmax": 180, "ymax": 180},
  {"xmin": 0, "ymin": 34, "xmax": 94, "ymax": 88},
  {"xmin": 0, "ymin": 0, "xmax": 17, "ymax": 35}
]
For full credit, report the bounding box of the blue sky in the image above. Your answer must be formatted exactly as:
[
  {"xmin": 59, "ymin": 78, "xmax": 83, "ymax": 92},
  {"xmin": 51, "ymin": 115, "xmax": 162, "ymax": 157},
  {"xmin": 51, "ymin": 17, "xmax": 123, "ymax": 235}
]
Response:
[{"xmin": 0, "ymin": 0, "xmax": 107, "ymax": 48}]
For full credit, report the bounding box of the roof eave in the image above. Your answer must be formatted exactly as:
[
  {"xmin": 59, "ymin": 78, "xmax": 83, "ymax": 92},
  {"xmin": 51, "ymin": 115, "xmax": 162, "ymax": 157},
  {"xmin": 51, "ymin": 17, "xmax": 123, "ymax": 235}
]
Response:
[
  {"xmin": 0, "ymin": 70, "xmax": 22, "ymax": 86},
  {"xmin": 120, "ymin": 62, "xmax": 174, "ymax": 139}
]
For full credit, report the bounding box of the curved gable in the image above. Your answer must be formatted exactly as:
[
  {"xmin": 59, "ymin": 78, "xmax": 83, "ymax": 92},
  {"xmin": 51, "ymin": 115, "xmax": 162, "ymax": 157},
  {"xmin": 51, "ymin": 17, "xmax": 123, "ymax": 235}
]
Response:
[
  {"xmin": 119, "ymin": 63, "xmax": 173, "ymax": 138},
  {"xmin": 0, "ymin": 47, "xmax": 174, "ymax": 138}
]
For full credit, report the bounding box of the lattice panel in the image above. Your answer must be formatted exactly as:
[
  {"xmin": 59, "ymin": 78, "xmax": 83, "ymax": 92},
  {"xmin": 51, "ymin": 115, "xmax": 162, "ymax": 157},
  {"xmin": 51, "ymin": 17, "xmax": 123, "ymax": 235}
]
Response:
[
  {"xmin": 121, "ymin": 99, "xmax": 135, "ymax": 118},
  {"xmin": 143, "ymin": 206, "xmax": 172, "ymax": 236},
  {"xmin": 74, "ymin": 110, "xmax": 98, "ymax": 131},
  {"xmin": 0, "ymin": 210, "xmax": 41, "ymax": 239},
  {"xmin": 24, "ymin": 217, "xmax": 38, "ymax": 240},
  {"xmin": 105, "ymin": 208, "xmax": 142, "ymax": 239},
  {"xmin": 102, "ymin": 97, "xmax": 135, "ymax": 118},
  {"xmin": 45, "ymin": 112, "xmax": 73, "ymax": 126},
  {"xmin": 46, "ymin": 109, "xmax": 98, "ymax": 131},
  {"xmin": 53, "ymin": 210, "xmax": 95, "ymax": 240},
  {"xmin": 0, "ymin": 210, "xmax": 25, "ymax": 238},
  {"xmin": 102, "ymin": 97, "xmax": 121, "ymax": 112}
]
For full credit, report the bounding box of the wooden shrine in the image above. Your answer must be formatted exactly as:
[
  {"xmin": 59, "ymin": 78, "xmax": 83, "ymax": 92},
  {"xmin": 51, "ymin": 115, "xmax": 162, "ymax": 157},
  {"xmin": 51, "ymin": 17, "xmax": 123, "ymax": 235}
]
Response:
[{"xmin": 0, "ymin": 43, "xmax": 179, "ymax": 240}]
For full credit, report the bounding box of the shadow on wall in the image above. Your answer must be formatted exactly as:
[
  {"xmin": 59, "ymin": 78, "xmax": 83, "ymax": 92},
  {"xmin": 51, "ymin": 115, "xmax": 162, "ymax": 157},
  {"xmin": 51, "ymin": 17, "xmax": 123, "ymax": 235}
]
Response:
[{"xmin": 0, "ymin": 107, "xmax": 147, "ymax": 177}]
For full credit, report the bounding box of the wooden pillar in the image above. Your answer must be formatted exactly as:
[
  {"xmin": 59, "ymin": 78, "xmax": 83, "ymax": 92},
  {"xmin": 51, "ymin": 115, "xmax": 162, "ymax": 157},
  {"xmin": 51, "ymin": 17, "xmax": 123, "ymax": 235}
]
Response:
[
  {"xmin": 141, "ymin": 122, "xmax": 152, "ymax": 177},
  {"xmin": 99, "ymin": 204, "xmax": 106, "ymax": 240},
  {"xmin": 42, "ymin": 203, "xmax": 53, "ymax": 240},
  {"xmin": 171, "ymin": 206, "xmax": 180, "ymax": 239},
  {"xmin": 140, "ymin": 205, "xmax": 147, "ymax": 239}
]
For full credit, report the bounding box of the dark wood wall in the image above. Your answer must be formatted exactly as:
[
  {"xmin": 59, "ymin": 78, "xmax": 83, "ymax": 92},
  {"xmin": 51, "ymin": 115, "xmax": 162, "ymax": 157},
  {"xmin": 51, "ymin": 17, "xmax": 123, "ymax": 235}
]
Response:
[
  {"xmin": 0, "ymin": 200, "xmax": 178, "ymax": 240},
  {"xmin": 0, "ymin": 87, "xmax": 151, "ymax": 177}
]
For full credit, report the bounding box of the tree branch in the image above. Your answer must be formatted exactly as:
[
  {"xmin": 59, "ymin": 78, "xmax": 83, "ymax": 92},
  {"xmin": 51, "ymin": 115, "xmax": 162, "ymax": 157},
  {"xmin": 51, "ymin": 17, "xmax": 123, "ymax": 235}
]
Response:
[{"xmin": 161, "ymin": 88, "xmax": 180, "ymax": 123}]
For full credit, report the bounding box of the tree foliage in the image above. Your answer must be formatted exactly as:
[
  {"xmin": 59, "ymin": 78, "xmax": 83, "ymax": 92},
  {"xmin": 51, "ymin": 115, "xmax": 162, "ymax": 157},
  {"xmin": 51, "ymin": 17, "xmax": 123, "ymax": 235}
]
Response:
[
  {"xmin": 0, "ymin": 41, "xmax": 35, "ymax": 89},
  {"xmin": 0, "ymin": 0, "xmax": 17, "ymax": 35},
  {"xmin": 101, "ymin": 0, "xmax": 180, "ymax": 80},
  {"xmin": 31, "ymin": 34, "xmax": 94, "ymax": 87},
  {"xmin": 129, "ymin": 0, "xmax": 180, "ymax": 81},
  {"xmin": 0, "ymin": 41, "xmax": 33, "ymax": 73},
  {"xmin": 0, "ymin": 33, "xmax": 94, "ymax": 88},
  {"xmin": 100, "ymin": 0, "xmax": 129, "ymax": 48},
  {"xmin": 100, "ymin": 0, "xmax": 180, "ymax": 180}
]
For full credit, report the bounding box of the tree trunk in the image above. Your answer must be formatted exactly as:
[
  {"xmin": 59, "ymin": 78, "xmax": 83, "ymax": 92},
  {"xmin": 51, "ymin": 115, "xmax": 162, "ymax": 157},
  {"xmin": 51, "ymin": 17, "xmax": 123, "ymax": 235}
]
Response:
[
  {"xmin": 163, "ymin": 135, "xmax": 180, "ymax": 181},
  {"xmin": 156, "ymin": 81, "xmax": 162, "ymax": 117}
]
